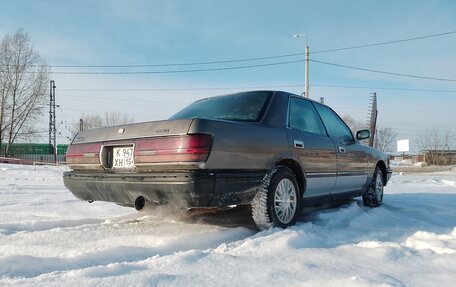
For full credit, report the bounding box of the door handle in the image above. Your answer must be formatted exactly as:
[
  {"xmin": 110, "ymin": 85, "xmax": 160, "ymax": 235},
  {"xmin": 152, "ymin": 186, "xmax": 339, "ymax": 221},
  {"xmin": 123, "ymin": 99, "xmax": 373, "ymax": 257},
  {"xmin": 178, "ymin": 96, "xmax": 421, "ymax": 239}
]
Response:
[
  {"xmin": 338, "ymin": 146, "xmax": 346, "ymax": 153},
  {"xmin": 294, "ymin": 140, "xmax": 304, "ymax": 149}
]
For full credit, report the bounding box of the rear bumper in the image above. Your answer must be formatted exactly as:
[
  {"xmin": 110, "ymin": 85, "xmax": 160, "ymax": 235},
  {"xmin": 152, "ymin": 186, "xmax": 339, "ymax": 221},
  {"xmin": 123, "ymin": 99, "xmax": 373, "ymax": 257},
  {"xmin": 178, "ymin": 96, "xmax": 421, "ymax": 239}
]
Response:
[{"xmin": 63, "ymin": 170, "xmax": 266, "ymax": 208}]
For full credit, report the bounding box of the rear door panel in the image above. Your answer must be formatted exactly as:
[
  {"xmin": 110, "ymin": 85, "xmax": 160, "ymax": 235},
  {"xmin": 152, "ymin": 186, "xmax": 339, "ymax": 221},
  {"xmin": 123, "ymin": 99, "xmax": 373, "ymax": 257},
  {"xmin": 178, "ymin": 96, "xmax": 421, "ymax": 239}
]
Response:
[
  {"xmin": 286, "ymin": 97, "xmax": 337, "ymax": 198},
  {"xmin": 287, "ymin": 130, "xmax": 337, "ymax": 197}
]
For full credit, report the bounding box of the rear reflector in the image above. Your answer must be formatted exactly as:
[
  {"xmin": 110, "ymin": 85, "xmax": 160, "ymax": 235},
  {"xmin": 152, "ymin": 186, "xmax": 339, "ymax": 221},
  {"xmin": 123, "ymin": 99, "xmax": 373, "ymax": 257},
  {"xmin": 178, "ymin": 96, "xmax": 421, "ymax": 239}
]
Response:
[
  {"xmin": 66, "ymin": 143, "xmax": 102, "ymax": 165},
  {"xmin": 134, "ymin": 134, "xmax": 212, "ymax": 163}
]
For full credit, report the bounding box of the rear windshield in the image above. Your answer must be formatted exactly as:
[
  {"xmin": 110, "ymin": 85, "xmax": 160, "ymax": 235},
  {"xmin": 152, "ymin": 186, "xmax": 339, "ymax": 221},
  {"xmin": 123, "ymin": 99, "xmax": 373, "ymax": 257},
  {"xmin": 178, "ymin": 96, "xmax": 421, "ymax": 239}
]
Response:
[{"xmin": 169, "ymin": 91, "xmax": 271, "ymax": 122}]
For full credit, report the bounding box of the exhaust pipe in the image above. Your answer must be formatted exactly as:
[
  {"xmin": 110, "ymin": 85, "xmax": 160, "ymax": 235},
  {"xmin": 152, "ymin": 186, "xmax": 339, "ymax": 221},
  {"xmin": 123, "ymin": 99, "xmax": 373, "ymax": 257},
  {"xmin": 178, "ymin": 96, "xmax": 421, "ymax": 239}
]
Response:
[{"xmin": 135, "ymin": 196, "xmax": 146, "ymax": 211}]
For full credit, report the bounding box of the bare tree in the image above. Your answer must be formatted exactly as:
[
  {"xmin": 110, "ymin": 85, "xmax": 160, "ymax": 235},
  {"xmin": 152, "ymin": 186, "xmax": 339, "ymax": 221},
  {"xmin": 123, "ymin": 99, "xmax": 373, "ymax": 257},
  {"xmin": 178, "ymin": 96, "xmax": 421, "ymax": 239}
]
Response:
[
  {"xmin": 71, "ymin": 112, "xmax": 134, "ymax": 138},
  {"xmin": 342, "ymin": 115, "xmax": 396, "ymax": 151},
  {"xmin": 417, "ymin": 129, "xmax": 455, "ymax": 165},
  {"xmin": 79, "ymin": 114, "xmax": 104, "ymax": 131},
  {"xmin": 0, "ymin": 29, "xmax": 49, "ymax": 155},
  {"xmin": 103, "ymin": 111, "xmax": 133, "ymax": 127},
  {"xmin": 374, "ymin": 126, "xmax": 397, "ymax": 153},
  {"xmin": 342, "ymin": 115, "xmax": 367, "ymax": 133}
]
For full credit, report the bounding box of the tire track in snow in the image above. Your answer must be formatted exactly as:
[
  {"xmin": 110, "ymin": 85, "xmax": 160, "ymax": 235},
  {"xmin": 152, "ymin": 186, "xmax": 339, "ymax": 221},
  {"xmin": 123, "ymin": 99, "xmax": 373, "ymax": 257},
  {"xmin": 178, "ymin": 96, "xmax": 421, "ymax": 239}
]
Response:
[
  {"xmin": 0, "ymin": 218, "xmax": 105, "ymax": 235},
  {"xmin": 0, "ymin": 213, "xmax": 254, "ymax": 278}
]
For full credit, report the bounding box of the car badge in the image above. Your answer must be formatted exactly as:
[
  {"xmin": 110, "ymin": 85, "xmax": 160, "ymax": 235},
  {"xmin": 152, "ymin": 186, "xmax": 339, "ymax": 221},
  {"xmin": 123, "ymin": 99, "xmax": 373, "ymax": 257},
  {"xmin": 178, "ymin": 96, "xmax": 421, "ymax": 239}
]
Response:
[{"xmin": 118, "ymin": 128, "xmax": 125, "ymax": 134}]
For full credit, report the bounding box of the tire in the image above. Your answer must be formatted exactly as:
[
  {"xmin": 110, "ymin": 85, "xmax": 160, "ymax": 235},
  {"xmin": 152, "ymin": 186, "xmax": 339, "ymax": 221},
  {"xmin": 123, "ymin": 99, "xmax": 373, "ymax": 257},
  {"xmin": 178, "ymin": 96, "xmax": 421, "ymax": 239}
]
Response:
[
  {"xmin": 251, "ymin": 166, "xmax": 301, "ymax": 230},
  {"xmin": 363, "ymin": 166, "xmax": 384, "ymax": 207}
]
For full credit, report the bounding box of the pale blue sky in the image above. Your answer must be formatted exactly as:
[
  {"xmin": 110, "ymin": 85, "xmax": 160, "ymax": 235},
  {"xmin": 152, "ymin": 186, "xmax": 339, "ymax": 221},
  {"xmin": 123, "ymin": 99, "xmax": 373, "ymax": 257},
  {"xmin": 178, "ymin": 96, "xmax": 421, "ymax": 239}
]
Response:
[{"xmin": 1, "ymin": 0, "xmax": 455, "ymax": 152}]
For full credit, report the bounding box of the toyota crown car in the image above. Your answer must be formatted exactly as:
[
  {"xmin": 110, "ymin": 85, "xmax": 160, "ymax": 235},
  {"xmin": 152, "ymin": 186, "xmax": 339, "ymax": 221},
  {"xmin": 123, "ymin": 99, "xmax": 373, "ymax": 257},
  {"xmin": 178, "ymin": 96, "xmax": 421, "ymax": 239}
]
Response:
[{"xmin": 63, "ymin": 91, "xmax": 392, "ymax": 230}]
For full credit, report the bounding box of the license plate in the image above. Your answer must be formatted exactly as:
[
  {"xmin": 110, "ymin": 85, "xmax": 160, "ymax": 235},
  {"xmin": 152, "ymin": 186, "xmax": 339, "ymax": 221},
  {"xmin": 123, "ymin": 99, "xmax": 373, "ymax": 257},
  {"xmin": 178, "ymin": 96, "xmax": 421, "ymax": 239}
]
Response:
[{"xmin": 112, "ymin": 146, "xmax": 135, "ymax": 169}]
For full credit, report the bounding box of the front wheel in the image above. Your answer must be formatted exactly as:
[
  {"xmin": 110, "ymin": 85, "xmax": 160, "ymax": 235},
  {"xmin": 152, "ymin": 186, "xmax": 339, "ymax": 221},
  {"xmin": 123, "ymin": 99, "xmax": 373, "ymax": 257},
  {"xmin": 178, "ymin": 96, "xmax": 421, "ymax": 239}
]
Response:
[
  {"xmin": 363, "ymin": 167, "xmax": 384, "ymax": 207},
  {"xmin": 251, "ymin": 166, "xmax": 301, "ymax": 230}
]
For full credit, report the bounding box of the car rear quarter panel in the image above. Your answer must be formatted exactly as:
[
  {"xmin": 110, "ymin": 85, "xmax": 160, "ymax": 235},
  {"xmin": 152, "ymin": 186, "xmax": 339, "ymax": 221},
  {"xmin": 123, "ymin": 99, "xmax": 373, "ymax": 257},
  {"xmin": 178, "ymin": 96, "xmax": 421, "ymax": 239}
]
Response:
[{"xmin": 189, "ymin": 119, "xmax": 288, "ymax": 170}]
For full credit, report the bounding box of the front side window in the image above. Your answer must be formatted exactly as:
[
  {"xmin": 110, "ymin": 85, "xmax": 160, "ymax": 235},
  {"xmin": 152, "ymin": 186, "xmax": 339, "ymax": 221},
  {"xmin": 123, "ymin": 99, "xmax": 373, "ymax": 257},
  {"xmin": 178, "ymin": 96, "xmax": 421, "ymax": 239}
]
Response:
[
  {"xmin": 169, "ymin": 91, "xmax": 271, "ymax": 122},
  {"xmin": 314, "ymin": 103, "xmax": 354, "ymax": 141},
  {"xmin": 288, "ymin": 97, "xmax": 327, "ymax": 136}
]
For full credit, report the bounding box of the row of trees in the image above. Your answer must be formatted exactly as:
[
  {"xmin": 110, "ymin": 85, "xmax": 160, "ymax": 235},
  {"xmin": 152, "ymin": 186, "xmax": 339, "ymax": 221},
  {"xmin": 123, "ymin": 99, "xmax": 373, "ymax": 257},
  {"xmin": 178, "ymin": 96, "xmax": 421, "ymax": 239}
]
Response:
[
  {"xmin": 0, "ymin": 29, "xmax": 49, "ymax": 155},
  {"xmin": 417, "ymin": 129, "xmax": 455, "ymax": 165},
  {"xmin": 343, "ymin": 115, "xmax": 455, "ymax": 164},
  {"xmin": 76, "ymin": 112, "xmax": 133, "ymax": 132}
]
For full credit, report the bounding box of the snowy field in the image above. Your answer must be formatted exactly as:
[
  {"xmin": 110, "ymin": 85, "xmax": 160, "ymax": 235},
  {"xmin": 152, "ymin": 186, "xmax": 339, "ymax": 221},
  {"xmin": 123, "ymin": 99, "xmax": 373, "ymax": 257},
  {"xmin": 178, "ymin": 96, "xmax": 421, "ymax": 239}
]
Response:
[{"xmin": 0, "ymin": 164, "xmax": 455, "ymax": 287}]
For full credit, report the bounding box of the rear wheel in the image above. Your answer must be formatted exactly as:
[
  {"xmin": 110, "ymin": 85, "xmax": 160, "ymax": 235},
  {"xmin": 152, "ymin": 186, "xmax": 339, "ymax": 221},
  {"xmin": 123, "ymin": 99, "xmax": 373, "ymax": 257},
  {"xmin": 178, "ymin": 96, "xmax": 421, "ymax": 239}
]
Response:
[
  {"xmin": 251, "ymin": 166, "xmax": 300, "ymax": 230},
  {"xmin": 363, "ymin": 167, "xmax": 384, "ymax": 207}
]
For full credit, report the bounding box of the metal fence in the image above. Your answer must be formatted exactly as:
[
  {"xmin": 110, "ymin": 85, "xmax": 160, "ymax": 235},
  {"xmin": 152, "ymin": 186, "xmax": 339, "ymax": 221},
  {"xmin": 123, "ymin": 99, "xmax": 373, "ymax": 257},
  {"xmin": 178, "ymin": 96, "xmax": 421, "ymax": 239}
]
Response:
[{"xmin": 0, "ymin": 143, "xmax": 68, "ymax": 165}]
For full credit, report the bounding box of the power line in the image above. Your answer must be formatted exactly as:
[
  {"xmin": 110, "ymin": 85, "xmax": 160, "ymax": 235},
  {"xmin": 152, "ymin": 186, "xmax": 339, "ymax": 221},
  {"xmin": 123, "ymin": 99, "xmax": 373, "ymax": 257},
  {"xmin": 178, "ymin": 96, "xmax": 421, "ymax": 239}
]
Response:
[
  {"xmin": 312, "ymin": 84, "xmax": 456, "ymax": 93},
  {"xmin": 35, "ymin": 53, "xmax": 306, "ymax": 68},
  {"xmin": 1, "ymin": 30, "xmax": 453, "ymax": 69},
  {"xmin": 339, "ymin": 107, "xmax": 455, "ymax": 114},
  {"xmin": 310, "ymin": 59, "xmax": 456, "ymax": 82},
  {"xmin": 62, "ymin": 96, "xmax": 189, "ymax": 107},
  {"xmin": 312, "ymin": 30, "xmax": 456, "ymax": 53},
  {"xmin": 61, "ymin": 95, "xmax": 456, "ymax": 115},
  {"xmin": 3, "ymin": 60, "xmax": 305, "ymax": 75},
  {"xmin": 16, "ymin": 130, "xmax": 48, "ymax": 135},
  {"xmin": 9, "ymin": 58, "xmax": 456, "ymax": 83},
  {"xmin": 58, "ymin": 84, "xmax": 456, "ymax": 93},
  {"xmin": 59, "ymin": 84, "xmax": 304, "ymax": 92},
  {"xmin": 62, "ymin": 94, "xmax": 188, "ymax": 104}
]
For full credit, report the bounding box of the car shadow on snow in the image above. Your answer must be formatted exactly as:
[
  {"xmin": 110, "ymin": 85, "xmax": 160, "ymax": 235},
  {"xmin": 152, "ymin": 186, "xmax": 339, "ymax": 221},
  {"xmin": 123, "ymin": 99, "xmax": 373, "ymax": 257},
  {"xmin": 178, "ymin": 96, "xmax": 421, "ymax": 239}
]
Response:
[
  {"xmin": 184, "ymin": 205, "xmax": 258, "ymax": 229},
  {"xmin": 183, "ymin": 199, "xmax": 358, "ymax": 230}
]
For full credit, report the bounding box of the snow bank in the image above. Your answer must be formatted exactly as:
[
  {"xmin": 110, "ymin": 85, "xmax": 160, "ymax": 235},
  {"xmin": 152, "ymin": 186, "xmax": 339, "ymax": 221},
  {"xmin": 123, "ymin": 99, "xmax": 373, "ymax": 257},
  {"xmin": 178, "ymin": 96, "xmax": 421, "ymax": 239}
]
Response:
[
  {"xmin": 412, "ymin": 161, "xmax": 429, "ymax": 167},
  {"xmin": 0, "ymin": 164, "xmax": 455, "ymax": 286},
  {"xmin": 405, "ymin": 228, "xmax": 456, "ymax": 255},
  {"xmin": 391, "ymin": 159, "xmax": 414, "ymax": 166}
]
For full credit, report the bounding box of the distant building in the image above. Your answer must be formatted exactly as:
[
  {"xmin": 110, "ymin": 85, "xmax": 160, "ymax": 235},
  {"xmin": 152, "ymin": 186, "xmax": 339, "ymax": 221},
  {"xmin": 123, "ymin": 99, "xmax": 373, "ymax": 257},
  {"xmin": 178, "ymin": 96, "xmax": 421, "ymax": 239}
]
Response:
[{"xmin": 422, "ymin": 149, "xmax": 456, "ymax": 165}]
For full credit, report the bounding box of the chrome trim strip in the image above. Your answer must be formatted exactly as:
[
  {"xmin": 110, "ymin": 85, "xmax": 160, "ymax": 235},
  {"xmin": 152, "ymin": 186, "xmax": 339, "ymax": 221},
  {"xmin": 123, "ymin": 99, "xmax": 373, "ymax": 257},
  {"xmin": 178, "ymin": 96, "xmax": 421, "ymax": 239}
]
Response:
[
  {"xmin": 338, "ymin": 171, "xmax": 368, "ymax": 176},
  {"xmin": 307, "ymin": 171, "xmax": 368, "ymax": 178},
  {"xmin": 306, "ymin": 172, "xmax": 337, "ymax": 178}
]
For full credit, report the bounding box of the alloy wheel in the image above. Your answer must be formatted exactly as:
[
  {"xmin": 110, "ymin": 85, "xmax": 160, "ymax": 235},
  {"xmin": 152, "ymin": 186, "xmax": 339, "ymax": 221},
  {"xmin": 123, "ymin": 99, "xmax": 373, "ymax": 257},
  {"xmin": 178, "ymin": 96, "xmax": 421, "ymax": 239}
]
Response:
[{"xmin": 273, "ymin": 178, "xmax": 297, "ymax": 224}]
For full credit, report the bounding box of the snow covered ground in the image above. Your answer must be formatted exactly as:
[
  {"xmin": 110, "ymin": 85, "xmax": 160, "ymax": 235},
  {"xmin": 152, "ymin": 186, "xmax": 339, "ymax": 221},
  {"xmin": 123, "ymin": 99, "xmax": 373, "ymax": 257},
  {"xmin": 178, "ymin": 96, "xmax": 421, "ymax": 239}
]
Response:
[{"xmin": 0, "ymin": 164, "xmax": 455, "ymax": 287}]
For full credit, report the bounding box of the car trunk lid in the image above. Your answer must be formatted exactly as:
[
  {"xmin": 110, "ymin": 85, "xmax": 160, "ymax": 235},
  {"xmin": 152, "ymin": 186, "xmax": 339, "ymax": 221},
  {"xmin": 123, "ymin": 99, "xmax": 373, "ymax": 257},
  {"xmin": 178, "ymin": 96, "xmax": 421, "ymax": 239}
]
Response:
[
  {"xmin": 72, "ymin": 119, "xmax": 194, "ymax": 144},
  {"xmin": 66, "ymin": 119, "xmax": 212, "ymax": 171}
]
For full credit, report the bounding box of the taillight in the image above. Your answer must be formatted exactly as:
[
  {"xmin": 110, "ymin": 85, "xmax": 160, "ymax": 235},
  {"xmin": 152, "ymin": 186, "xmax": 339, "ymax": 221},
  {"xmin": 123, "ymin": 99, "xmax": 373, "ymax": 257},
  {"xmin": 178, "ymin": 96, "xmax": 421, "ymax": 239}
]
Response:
[
  {"xmin": 66, "ymin": 143, "xmax": 101, "ymax": 165},
  {"xmin": 134, "ymin": 134, "xmax": 212, "ymax": 163}
]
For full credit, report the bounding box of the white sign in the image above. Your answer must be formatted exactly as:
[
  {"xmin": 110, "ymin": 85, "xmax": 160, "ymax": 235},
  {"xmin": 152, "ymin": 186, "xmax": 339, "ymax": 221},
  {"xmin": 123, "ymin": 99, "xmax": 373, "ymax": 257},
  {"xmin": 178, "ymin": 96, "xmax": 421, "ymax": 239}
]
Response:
[{"xmin": 397, "ymin": 139, "xmax": 410, "ymax": 153}]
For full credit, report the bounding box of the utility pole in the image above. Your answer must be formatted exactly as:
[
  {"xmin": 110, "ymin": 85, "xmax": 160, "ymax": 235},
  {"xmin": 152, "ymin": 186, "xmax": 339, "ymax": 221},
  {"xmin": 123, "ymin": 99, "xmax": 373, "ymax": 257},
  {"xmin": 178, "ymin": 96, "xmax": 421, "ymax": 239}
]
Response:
[
  {"xmin": 305, "ymin": 45, "xmax": 309, "ymax": 98},
  {"xmin": 293, "ymin": 34, "xmax": 310, "ymax": 98},
  {"xmin": 49, "ymin": 80, "xmax": 57, "ymax": 162}
]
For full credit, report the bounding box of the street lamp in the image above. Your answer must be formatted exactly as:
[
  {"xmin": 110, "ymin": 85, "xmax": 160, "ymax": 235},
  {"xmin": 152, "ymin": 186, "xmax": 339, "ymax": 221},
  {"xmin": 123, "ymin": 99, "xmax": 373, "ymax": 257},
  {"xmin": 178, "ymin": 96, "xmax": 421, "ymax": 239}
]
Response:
[{"xmin": 293, "ymin": 34, "xmax": 309, "ymax": 98}]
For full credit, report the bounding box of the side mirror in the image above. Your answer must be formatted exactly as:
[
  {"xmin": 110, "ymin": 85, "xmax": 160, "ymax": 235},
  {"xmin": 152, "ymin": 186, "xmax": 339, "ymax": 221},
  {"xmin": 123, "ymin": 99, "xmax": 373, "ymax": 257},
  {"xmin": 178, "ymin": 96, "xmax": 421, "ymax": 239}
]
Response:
[{"xmin": 356, "ymin": 129, "xmax": 370, "ymax": 140}]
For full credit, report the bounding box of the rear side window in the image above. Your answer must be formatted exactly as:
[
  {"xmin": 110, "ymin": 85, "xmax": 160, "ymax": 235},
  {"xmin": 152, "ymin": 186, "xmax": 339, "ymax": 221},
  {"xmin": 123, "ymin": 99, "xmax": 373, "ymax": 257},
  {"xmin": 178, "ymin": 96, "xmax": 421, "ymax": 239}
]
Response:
[
  {"xmin": 288, "ymin": 97, "xmax": 326, "ymax": 136},
  {"xmin": 314, "ymin": 103, "xmax": 354, "ymax": 141},
  {"xmin": 169, "ymin": 91, "xmax": 271, "ymax": 122}
]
